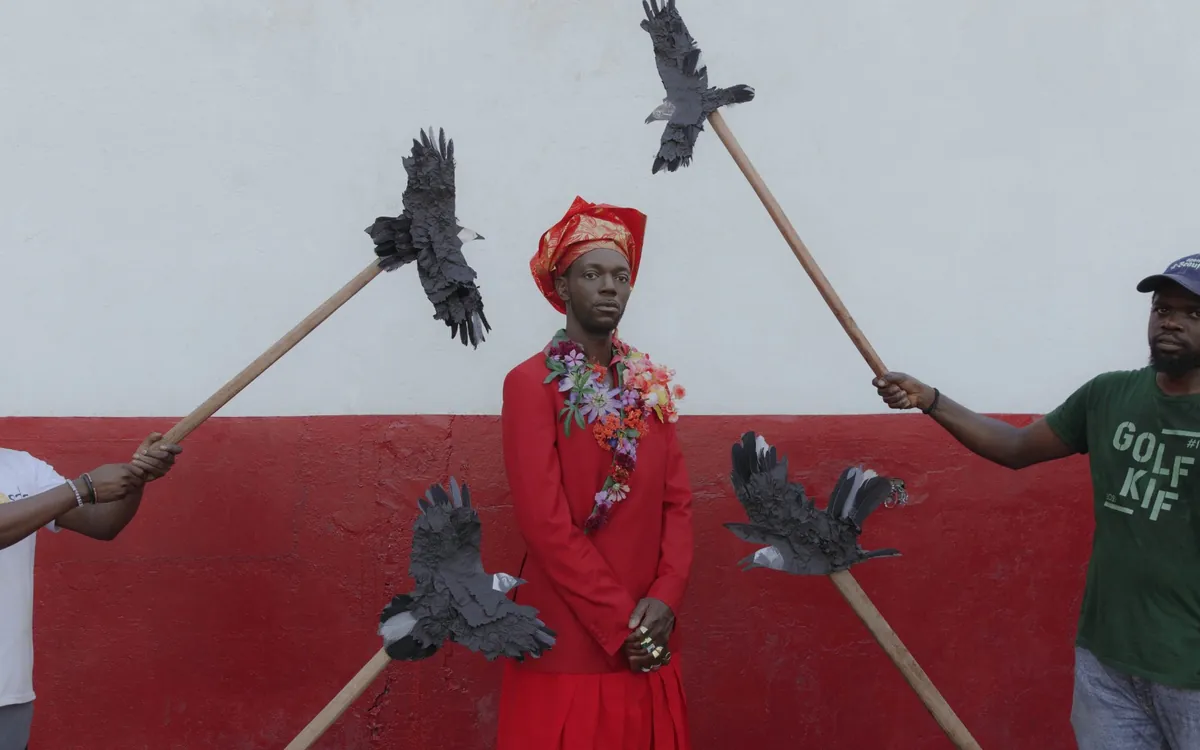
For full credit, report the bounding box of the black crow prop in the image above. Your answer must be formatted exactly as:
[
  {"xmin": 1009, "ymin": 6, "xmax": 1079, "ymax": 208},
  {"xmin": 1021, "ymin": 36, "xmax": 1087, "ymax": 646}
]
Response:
[
  {"xmin": 378, "ymin": 477, "xmax": 556, "ymax": 662},
  {"xmin": 725, "ymin": 431, "xmax": 907, "ymax": 575},
  {"xmin": 639, "ymin": 0, "xmax": 755, "ymax": 174},
  {"xmin": 365, "ymin": 128, "xmax": 491, "ymax": 348}
]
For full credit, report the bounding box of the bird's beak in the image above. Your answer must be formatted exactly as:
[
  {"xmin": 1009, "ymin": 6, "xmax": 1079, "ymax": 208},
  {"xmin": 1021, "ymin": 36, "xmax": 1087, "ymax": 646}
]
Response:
[
  {"xmin": 457, "ymin": 226, "xmax": 484, "ymax": 243},
  {"xmin": 645, "ymin": 99, "xmax": 674, "ymax": 124},
  {"xmin": 492, "ymin": 573, "xmax": 525, "ymax": 593}
]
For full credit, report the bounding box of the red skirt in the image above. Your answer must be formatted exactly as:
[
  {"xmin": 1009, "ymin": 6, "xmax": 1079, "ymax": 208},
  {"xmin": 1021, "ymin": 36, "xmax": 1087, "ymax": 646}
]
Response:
[{"xmin": 495, "ymin": 658, "xmax": 691, "ymax": 750}]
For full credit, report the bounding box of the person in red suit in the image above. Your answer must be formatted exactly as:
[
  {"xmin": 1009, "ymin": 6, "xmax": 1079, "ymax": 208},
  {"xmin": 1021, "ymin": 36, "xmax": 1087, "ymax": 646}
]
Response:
[{"xmin": 496, "ymin": 196, "xmax": 695, "ymax": 750}]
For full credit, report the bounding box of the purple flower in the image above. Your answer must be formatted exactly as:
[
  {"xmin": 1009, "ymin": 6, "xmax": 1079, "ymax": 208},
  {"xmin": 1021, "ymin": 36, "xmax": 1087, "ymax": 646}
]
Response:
[
  {"xmin": 563, "ymin": 351, "xmax": 585, "ymax": 368},
  {"xmin": 620, "ymin": 389, "xmax": 639, "ymax": 408},
  {"xmin": 617, "ymin": 437, "xmax": 637, "ymax": 460},
  {"xmin": 547, "ymin": 340, "xmax": 584, "ymax": 359},
  {"xmin": 580, "ymin": 386, "xmax": 621, "ymax": 423}
]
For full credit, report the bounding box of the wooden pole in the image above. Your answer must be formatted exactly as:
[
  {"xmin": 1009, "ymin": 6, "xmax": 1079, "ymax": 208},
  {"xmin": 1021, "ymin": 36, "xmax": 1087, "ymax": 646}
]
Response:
[
  {"xmin": 284, "ymin": 648, "xmax": 391, "ymax": 750},
  {"xmin": 830, "ymin": 571, "xmax": 982, "ymax": 749},
  {"xmin": 706, "ymin": 109, "xmax": 982, "ymax": 749},
  {"xmin": 161, "ymin": 261, "xmax": 383, "ymax": 445},
  {"xmin": 706, "ymin": 111, "xmax": 887, "ymax": 377}
]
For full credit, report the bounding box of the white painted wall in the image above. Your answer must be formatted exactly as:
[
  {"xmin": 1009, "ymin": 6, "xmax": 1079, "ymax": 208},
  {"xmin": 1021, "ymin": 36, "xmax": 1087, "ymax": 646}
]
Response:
[{"xmin": 2, "ymin": 0, "xmax": 1187, "ymax": 417}]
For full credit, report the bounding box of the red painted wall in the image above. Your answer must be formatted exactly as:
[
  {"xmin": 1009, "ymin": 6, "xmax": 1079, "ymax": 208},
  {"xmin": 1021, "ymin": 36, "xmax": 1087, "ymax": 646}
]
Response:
[{"xmin": 1, "ymin": 415, "xmax": 1090, "ymax": 749}]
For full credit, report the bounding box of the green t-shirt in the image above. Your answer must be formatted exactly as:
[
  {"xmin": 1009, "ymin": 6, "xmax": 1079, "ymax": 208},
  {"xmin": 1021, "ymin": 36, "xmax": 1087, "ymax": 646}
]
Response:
[{"xmin": 1045, "ymin": 366, "xmax": 1200, "ymax": 688}]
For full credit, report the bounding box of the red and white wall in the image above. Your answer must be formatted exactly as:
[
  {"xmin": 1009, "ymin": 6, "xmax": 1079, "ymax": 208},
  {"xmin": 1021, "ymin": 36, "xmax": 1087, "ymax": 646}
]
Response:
[{"xmin": 1, "ymin": 1, "xmax": 1190, "ymax": 747}]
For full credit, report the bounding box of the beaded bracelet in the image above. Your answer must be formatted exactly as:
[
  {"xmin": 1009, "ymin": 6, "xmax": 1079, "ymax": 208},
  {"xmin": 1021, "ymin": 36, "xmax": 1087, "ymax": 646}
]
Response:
[{"xmin": 65, "ymin": 478, "xmax": 84, "ymax": 508}]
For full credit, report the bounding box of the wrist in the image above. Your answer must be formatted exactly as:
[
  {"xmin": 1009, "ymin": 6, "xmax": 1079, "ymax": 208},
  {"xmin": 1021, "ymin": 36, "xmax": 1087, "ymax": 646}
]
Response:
[
  {"xmin": 920, "ymin": 386, "xmax": 941, "ymax": 415},
  {"xmin": 79, "ymin": 473, "xmax": 97, "ymax": 504}
]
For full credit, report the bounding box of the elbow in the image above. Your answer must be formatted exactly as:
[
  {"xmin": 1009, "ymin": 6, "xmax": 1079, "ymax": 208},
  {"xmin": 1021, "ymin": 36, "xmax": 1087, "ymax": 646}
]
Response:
[
  {"xmin": 993, "ymin": 447, "xmax": 1036, "ymax": 471},
  {"xmin": 994, "ymin": 455, "xmax": 1027, "ymax": 471}
]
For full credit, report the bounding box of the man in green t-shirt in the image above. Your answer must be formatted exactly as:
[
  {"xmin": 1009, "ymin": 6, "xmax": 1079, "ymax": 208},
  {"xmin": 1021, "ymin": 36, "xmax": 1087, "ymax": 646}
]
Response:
[{"xmin": 872, "ymin": 254, "xmax": 1200, "ymax": 749}]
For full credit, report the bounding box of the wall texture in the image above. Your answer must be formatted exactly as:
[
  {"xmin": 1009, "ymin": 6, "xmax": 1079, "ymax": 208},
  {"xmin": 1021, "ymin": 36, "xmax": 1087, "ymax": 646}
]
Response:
[
  {"xmin": 3, "ymin": 0, "xmax": 1193, "ymax": 747},
  {"xmin": 9, "ymin": 415, "xmax": 1091, "ymax": 749}
]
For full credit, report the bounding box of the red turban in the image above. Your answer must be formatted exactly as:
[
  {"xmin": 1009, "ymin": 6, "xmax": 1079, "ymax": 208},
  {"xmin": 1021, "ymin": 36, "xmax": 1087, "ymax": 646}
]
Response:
[{"xmin": 530, "ymin": 196, "xmax": 648, "ymax": 314}]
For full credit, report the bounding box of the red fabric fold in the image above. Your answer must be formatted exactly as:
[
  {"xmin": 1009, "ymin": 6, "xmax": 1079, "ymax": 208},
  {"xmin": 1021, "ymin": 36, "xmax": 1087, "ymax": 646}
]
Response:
[{"xmin": 496, "ymin": 657, "xmax": 691, "ymax": 750}]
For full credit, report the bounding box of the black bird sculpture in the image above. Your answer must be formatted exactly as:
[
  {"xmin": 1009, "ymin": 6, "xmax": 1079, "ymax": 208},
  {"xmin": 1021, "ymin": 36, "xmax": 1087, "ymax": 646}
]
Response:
[
  {"xmin": 725, "ymin": 431, "xmax": 906, "ymax": 576},
  {"xmin": 365, "ymin": 128, "xmax": 491, "ymax": 348},
  {"xmin": 378, "ymin": 477, "xmax": 556, "ymax": 662},
  {"xmin": 639, "ymin": 0, "xmax": 755, "ymax": 173}
]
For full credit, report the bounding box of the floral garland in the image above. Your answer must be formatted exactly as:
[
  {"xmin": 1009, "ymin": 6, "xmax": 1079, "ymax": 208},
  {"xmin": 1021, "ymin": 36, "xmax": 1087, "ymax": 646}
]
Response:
[{"xmin": 543, "ymin": 330, "xmax": 685, "ymax": 533}]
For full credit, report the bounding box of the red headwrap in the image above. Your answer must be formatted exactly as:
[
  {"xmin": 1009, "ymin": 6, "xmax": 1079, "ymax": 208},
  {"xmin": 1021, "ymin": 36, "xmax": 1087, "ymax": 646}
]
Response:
[{"xmin": 530, "ymin": 196, "xmax": 648, "ymax": 314}]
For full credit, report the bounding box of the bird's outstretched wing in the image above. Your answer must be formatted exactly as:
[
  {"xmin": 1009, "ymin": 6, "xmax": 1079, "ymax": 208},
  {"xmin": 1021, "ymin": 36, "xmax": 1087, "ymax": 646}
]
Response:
[
  {"xmin": 379, "ymin": 477, "xmax": 554, "ymax": 662},
  {"xmin": 640, "ymin": 0, "xmax": 701, "ymax": 85},
  {"xmin": 364, "ymin": 128, "xmax": 490, "ymax": 348},
  {"xmin": 822, "ymin": 466, "xmax": 904, "ymax": 569},
  {"xmin": 725, "ymin": 433, "xmax": 905, "ymax": 576},
  {"xmin": 440, "ymin": 572, "xmax": 556, "ymax": 661},
  {"xmin": 406, "ymin": 128, "xmax": 491, "ymax": 349},
  {"xmin": 729, "ymin": 431, "xmax": 815, "ymax": 533}
]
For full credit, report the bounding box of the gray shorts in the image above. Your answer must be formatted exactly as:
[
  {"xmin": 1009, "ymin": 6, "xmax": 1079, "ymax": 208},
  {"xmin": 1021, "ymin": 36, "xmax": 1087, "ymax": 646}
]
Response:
[{"xmin": 0, "ymin": 701, "xmax": 31, "ymax": 750}]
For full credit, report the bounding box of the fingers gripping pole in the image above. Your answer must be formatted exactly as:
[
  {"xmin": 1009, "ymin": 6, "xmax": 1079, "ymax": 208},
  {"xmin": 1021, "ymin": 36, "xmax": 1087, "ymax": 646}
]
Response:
[
  {"xmin": 705, "ymin": 110, "xmax": 887, "ymax": 379},
  {"xmin": 284, "ymin": 648, "xmax": 392, "ymax": 750},
  {"xmin": 829, "ymin": 571, "xmax": 982, "ymax": 749},
  {"xmin": 161, "ymin": 261, "xmax": 384, "ymax": 445}
]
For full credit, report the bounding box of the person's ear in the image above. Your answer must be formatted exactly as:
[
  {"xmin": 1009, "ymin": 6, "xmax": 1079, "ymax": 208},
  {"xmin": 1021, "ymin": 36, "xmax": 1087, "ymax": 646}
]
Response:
[{"xmin": 554, "ymin": 274, "xmax": 569, "ymax": 303}]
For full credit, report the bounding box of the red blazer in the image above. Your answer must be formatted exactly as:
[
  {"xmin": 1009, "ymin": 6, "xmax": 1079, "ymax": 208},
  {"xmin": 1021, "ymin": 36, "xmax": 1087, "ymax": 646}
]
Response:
[{"xmin": 501, "ymin": 351, "xmax": 694, "ymax": 674}]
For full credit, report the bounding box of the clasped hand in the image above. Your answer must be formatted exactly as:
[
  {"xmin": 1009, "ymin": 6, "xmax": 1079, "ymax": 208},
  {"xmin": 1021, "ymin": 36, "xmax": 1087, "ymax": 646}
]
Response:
[{"xmin": 622, "ymin": 597, "xmax": 674, "ymax": 673}]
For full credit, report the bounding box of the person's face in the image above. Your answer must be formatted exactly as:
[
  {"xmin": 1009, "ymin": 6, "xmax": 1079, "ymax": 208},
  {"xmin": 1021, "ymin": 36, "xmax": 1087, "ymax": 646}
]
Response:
[
  {"xmin": 554, "ymin": 248, "xmax": 632, "ymax": 335},
  {"xmin": 1149, "ymin": 283, "xmax": 1200, "ymax": 376}
]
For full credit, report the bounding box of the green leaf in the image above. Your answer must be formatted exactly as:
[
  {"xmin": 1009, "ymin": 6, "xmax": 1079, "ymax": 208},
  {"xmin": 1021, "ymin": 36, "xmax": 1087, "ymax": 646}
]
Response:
[
  {"xmin": 544, "ymin": 371, "xmax": 559, "ymax": 384},
  {"xmin": 574, "ymin": 410, "xmax": 585, "ymax": 430}
]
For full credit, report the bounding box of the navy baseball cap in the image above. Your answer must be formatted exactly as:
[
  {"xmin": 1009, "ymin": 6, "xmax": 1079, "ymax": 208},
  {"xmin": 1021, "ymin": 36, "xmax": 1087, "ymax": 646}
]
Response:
[{"xmin": 1137, "ymin": 254, "xmax": 1200, "ymax": 296}]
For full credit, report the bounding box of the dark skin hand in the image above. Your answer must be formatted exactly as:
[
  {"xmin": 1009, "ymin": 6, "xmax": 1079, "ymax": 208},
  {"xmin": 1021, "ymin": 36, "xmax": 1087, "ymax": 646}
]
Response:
[
  {"xmin": 622, "ymin": 597, "xmax": 674, "ymax": 672},
  {"xmin": 128, "ymin": 432, "xmax": 182, "ymax": 481},
  {"xmin": 56, "ymin": 433, "xmax": 182, "ymax": 541}
]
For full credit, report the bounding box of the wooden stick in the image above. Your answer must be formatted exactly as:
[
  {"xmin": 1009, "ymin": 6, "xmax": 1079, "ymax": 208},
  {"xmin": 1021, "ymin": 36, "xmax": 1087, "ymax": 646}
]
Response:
[
  {"xmin": 161, "ymin": 261, "xmax": 383, "ymax": 445},
  {"xmin": 284, "ymin": 647, "xmax": 391, "ymax": 750},
  {"xmin": 706, "ymin": 110, "xmax": 980, "ymax": 748},
  {"xmin": 706, "ymin": 110, "xmax": 887, "ymax": 378},
  {"xmin": 829, "ymin": 571, "xmax": 982, "ymax": 749}
]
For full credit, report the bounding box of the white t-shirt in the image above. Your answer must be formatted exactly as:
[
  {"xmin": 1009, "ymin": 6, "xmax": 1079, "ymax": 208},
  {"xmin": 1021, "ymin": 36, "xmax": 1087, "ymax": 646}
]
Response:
[{"xmin": 0, "ymin": 449, "xmax": 65, "ymax": 707}]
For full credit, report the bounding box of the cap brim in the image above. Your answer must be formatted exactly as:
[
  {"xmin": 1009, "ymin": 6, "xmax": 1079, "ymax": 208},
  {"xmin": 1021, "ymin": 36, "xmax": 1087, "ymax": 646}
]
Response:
[{"xmin": 1137, "ymin": 273, "xmax": 1200, "ymax": 296}]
